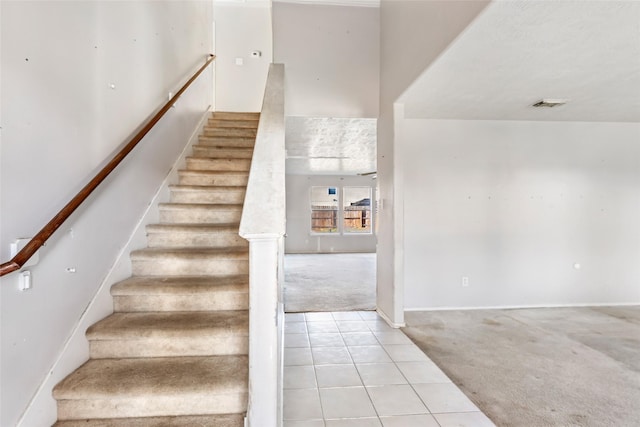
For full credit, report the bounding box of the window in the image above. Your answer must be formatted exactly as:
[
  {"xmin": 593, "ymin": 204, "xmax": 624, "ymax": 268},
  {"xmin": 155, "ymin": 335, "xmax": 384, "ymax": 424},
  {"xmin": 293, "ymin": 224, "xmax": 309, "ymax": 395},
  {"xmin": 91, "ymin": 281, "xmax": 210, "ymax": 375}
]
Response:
[
  {"xmin": 310, "ymin": 185, "xmax": 374, "ymax": 235},
  {"xmin": 310, "ymin": 186, "xmax": 339, "ymax": 233},
  {"xmin": 343, "ymin": 187, "xmax": 372, "ymax": 234}
]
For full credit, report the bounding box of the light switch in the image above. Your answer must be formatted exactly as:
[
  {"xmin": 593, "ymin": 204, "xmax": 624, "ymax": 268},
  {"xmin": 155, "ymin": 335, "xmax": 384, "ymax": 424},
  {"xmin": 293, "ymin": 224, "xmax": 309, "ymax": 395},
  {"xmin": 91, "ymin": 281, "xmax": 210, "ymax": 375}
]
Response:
[{"xmin": 19, "ymin": 271, "xmax": 32, "ymax": 291}]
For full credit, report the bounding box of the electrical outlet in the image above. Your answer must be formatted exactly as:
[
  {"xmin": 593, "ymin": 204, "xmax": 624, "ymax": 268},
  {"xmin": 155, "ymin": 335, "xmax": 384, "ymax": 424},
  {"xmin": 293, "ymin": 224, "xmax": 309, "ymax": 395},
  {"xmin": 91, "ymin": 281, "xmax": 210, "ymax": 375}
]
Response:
[{"xmin": 462, "ymin": 276, "xmax": 469, "ymax": 287}]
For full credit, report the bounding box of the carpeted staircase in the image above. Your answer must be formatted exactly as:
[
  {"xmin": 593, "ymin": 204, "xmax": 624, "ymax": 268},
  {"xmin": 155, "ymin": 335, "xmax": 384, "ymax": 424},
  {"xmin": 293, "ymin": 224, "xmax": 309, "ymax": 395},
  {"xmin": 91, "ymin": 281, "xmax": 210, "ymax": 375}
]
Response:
[{"xmin": 52, "ymin": 112, "xmax": 259, "ymax": 427}]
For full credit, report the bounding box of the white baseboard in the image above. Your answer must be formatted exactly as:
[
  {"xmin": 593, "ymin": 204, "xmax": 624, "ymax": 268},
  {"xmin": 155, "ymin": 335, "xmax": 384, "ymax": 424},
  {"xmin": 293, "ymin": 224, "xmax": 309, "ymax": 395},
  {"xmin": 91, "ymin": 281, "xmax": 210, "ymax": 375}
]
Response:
[
  {"xmin": 404, "ymin": 301, "xmax": 640, "ymax": 312},
  {"xmin": 17, "ymin": 107, "xmax": 211, "ymax": 427},
  {"xmin": 376, "ymin": 308, "xmax": 406, "ymax": 328}
]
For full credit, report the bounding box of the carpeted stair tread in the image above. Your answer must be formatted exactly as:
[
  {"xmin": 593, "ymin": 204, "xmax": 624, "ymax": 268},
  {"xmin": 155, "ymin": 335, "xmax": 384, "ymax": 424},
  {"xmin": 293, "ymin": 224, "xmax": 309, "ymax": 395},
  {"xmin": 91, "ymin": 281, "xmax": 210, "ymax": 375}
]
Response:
[
  {"xmin": 145, "ymin": 223, "xmax": 247, "ymax": 248},
  {"xmin": 159, "ymin": 203, "xmax": 243, "ymax": 211},
  {"xmin": 197, "ymin": 136, "xmax": 255, "ymax": 147},
  {"xmin": 112, "ymin": 276, "xmax": 248, "ymax": 295},
  {"xmin": 169, "ymin": 184, "xmax": 247, "ymax": 191},
  {"xmin": 53, "ymin": 413, "xmax": 244, "ymax": 427},
  {"xmin": 178, "ymin": 170, "xmax": 249, "ymax": 187},
  {"xmin": 192, "ymin": 144, "xmax": 254, "ymax": 151},
  {"xmin": 179, "ymin": 169, "xmax": 250, "ymax": 176},
  {"xmin": 184, "ymin": 157, "xmax": 252, "ymax": 172},
  {"xmin": 53, "ymin": 355, "xmax": 248, "ymax": 399},
  {"xmin": 111, "ymin": 276, "xmax": 248, "ymax": 312},
  {"xmin": 147, "ymin": 223, "xmax": 240, "ymax": 233},
  {"xmin": 202, "ymin": 128, "xmax": 256, "ymax": 138},
  {"xmin": 212, "ymin": 112, "xmax": 259, "ymax": 120},
  {"xmin": 169, "ymin": 186, "xmax": 246, "ymax": 204},
  {"xmin": 87, "ymin": 311, "xmax": 248, "ymax": 340},
  {"xmin": 158, "ymin": 203, "xmax": 243, "ymax": 225},
  {"xmin": 206, "ymin": 119, "xmax": 258, "ymax": 129},
  {"xmin": 191, "ymin": 146, "xmax": 254, "ymax": 159},
  {"xmin": 130, "ymin": 248, "xmax": 249, "ymax": 276},
  {"xmin": 178, "ymin": 170, "xmax": 249, "ymax": 177},
  {"xmin": 131, "ymin": 247, "xmax": 249, "ymax": 260}
]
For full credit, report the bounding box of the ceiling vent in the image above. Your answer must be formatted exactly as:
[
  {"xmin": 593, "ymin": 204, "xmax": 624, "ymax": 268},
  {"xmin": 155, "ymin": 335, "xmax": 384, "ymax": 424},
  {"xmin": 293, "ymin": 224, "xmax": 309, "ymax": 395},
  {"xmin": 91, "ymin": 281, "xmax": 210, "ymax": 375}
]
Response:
[{"xmin": 532, "ymin": 98, "xmax": 569, "ymax": 108}]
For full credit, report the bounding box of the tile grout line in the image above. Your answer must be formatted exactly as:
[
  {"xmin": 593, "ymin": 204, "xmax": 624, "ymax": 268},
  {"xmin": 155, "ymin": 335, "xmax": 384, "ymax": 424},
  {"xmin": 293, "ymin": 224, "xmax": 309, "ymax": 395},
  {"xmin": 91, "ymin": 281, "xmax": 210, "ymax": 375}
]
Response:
[
  {"xmin": 337, "ymin": 311, "xmax": 384, "ymax": 424},
  {"xmin": 306, "ymin": 315, "xmax": 328, "ymax": 427},
  {"xmin": 360, "ymin": 312, "xmax": 441, "ymax": 425}
]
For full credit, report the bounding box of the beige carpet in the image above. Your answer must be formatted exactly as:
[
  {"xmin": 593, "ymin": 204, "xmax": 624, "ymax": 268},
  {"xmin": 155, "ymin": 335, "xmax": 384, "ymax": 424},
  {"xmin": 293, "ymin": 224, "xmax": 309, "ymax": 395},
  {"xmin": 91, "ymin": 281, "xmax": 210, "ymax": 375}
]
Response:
[
  {"xmin": 402, "ymin": 306, "xmax": 640, "ymax": 427},
  {"xmin": 284, "ymin": 253, "xmax": 376, "ymax": 312}
]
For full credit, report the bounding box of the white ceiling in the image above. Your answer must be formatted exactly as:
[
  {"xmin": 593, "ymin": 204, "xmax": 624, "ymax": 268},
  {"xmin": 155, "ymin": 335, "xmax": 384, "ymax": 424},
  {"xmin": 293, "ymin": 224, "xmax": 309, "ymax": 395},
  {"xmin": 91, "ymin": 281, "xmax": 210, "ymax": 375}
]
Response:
[
  {"xmin": 285, "ymin": 117, "xmax": 377, "ymax": 175},
  {"xmin": 283, "ymin": 0, "xmax": 640, "ymax": 176},
  {"xmin": 402, "ymin": 0, "xmax": 640, "ymax": 122}
]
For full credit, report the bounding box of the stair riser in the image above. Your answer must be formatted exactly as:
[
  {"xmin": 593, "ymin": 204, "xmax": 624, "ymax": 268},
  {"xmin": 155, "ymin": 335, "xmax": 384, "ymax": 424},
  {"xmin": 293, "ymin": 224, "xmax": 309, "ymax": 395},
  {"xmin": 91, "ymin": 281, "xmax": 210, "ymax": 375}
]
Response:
[
  {"xmin": 132, "ymin": 259, "xmax": 248, "ymax": 276},
  {"xmin": 197, "ymin": 137, "xmax": 255, "ymax": 148},
  {"xmin": 192, "ymin": 147, "xmax": 254, "ymax": 159},
  {"xmin": 203, "ymin": 128, "xmax": 256, "ymax": 138},
  {"xmin": 53, "ymin": 414, "xmax": 245, "ymax": 427},
  {"xmin": 207, "ymin": 119, "xmax": 259, "ymax": 128},
  {"xmin": 212, "ymin": 112, "xmax": 259, "ymax": 120},
  {"xmin": 90, "ymin": 336, "xmax": 248, "ymax": 359},
  {"xmin": 57, "ymin": 393, "xmax": 248, "ymax": 420},
  {"xmin": 178, "ymin": 172, "xmax": 248, "ymax": 186},
  {"xmin": 170, "ymin": 190, "xmax": 245, "ymax": 204},
  {"xmin": 186, "ymin": 158, "xmax": 251, "ymax": 171},
  {"xmin": 147, "ymin": 232, "xmax": 248, "ymax": 248},
  {"xmin": 159, "ymin": 208, "xmax": 242, "ymax": 224},
  {"xmin": 113, "ymin": 293, "xmax": 249, "ymax": 312}
]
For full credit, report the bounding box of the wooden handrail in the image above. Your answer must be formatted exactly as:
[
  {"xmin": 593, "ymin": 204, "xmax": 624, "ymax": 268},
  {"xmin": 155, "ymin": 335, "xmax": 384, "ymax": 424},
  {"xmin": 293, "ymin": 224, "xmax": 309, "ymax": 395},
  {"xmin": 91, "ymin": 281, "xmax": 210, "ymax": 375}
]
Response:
[{"xmin": 0, "ymin": 54, "xmax": 215, "ymax": 277}]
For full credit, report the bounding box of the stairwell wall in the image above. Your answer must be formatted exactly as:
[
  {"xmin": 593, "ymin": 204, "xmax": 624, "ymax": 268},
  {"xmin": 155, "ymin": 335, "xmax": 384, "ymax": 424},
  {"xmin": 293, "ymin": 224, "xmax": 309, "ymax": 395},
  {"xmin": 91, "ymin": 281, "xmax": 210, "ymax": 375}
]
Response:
[
  {"xmin": 272, "ymin": 1, "xmax": 380, "ymax": 118},
  {"xmin": 214, "ymin": 2, "xmax": 273, "ymax": 112},
  {"xmin": 0, "ymin": 2, "xmax": 213, "ymax": 425}
]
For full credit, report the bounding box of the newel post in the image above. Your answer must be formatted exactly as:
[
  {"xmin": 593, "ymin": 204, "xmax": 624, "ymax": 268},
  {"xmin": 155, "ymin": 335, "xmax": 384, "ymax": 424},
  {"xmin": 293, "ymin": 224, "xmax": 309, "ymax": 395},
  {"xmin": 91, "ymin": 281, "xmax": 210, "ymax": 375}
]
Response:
[{"xmin": 245, "ymin": 235, "xmax": 283, "ymax": 426}]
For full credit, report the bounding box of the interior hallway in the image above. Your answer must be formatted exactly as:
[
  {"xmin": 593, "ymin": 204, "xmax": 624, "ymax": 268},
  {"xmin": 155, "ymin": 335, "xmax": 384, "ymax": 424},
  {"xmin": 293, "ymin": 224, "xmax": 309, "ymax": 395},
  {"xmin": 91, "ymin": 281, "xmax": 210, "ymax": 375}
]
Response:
[{"xmin": 282, "ymin": 254, "xmax": 495, "ymax": 425}]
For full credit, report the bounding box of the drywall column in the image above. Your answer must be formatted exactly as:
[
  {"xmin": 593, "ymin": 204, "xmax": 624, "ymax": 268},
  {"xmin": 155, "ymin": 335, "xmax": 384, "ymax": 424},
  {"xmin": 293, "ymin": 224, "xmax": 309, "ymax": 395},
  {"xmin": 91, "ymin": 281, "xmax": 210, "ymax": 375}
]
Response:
[{"xmin": 378, "ymin": 0, "xmax": 490, "ymax": 325}]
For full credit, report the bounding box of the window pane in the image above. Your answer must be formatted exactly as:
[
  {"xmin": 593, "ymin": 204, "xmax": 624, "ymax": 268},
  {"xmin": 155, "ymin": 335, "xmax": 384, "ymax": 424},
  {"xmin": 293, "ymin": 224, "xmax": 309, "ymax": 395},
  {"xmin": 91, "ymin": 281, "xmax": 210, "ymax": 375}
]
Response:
[
  {"xmin": 310, "ymin": 186, "xmax": 339, "ymax": 233},
  {"xmin": 343, "ymin": 187, "xmax": 372, "ymax": 234}
]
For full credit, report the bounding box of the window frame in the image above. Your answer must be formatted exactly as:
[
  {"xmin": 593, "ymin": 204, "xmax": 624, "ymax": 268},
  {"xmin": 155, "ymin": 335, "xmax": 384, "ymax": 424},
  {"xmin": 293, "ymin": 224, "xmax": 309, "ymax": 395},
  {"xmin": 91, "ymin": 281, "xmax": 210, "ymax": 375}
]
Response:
[{"xmin": 309, "ymin": 185, "xmax": 374, "ymax": 236}]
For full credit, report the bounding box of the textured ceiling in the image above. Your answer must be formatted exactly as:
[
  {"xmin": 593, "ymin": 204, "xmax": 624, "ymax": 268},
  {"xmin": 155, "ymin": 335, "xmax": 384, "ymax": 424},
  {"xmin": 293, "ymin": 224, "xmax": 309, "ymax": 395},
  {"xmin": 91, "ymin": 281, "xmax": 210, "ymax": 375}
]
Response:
[
  {"xmin": 274, "ymin": 0, "xmax": 380, "ymax": 6},
  {"xmin": 285, "ymin": 117, "xmax": 377, "ymax": 175},
  {"xmin": 402, "ymin": 1, "xmax": 640, "ymax": 122},
  {"xmin": 217, "ymin": 0, "xmax": 380, "ymax": 6}
]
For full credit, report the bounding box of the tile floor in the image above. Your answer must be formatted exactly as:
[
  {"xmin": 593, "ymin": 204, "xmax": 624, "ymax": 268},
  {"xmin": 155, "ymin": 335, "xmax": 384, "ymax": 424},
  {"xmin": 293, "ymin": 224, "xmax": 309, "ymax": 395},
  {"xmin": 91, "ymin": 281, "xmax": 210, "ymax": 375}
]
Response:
[{"xmin": 284, "ymin": 311, "xmax": 496, "ymax": 427}]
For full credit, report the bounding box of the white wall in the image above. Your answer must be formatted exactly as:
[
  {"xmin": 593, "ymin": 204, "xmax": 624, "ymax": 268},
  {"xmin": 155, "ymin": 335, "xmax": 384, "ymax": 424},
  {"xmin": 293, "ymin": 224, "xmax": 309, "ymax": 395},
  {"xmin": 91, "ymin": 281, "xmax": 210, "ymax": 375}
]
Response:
[
  {"xmin": 286, "ymin": 175, "xmax": 377, "ymax": 253},
  {"xmin": 0, "ymin": 2, "xmax": 213, "ymax": 425},
  {"xmin": 400, "ymin": 119, "xmax": 640, "ymax": 309},
  {"xmin": 214, "ymin": 2, "xmax": 272, "ymax": 112},
  {"xmin": 273, "ymin": 2, "xmax": 380, "ymax": 118},
  {"xmin": 377, "ymin": 0, "xmax": 490, "ymax": 324}
]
